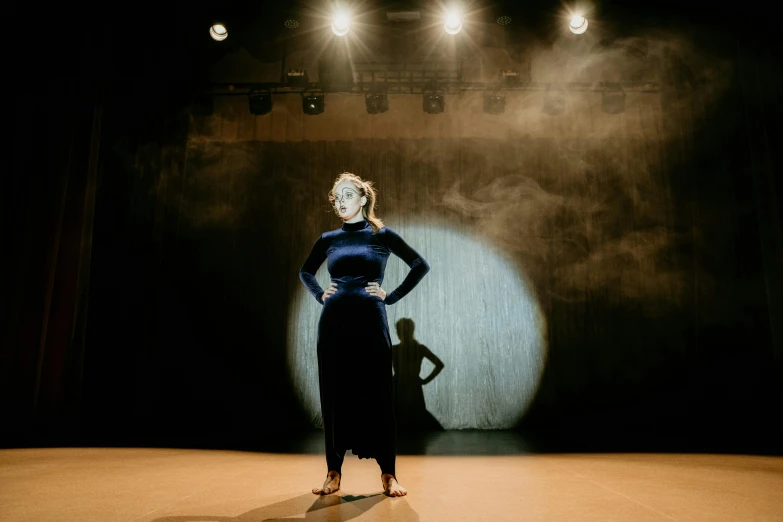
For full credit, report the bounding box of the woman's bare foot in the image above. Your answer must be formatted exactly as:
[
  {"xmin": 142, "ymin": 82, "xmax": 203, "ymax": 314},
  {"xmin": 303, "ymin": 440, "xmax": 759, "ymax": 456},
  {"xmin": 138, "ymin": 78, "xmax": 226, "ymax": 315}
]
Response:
[
  {"xmin": 312, "ymin": 470, "xmax": 341, "ymax": 495},
  {"xmin": 382, "ymin": 473, "xmax": 407, "ymax": 497}
]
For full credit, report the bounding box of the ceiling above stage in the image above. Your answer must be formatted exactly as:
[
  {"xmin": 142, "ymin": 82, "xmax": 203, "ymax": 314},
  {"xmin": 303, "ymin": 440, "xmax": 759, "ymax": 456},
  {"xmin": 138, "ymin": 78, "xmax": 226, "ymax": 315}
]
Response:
[{"xmin": 13, "ymin": 0, "xmax": 758, "ymax": 87}]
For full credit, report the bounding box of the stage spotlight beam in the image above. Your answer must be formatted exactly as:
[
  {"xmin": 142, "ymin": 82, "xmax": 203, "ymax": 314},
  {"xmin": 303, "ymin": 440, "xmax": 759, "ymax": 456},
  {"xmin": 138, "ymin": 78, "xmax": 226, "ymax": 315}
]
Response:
[
  {"xmin": 444, "ymin": 11, "xmax": 462, "ymax": 35},
  {"xmin": 210, "ymin": 23, "xmax": 227, "ymax": 41},
  {"xmin": 569, "ymin": 15, "xmax": 588, "ymax": 34},
  {"xmin": 332, "ymin": 11, "xmax": 351, "ymax": 36},
  {"xmin": 288, "ymin": 223, "xmax": 547, "ymax": 429}
]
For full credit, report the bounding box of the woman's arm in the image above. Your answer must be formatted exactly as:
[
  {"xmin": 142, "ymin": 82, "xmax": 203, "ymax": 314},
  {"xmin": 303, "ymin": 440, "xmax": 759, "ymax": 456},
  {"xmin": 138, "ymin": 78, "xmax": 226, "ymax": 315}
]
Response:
[
  {"xmin": 382, "ymin": 227, "xmax": 430, "ymax": 305},
  {"xmin": 299, "ymin": 234, "xmax": 328, "ymax": 305}
]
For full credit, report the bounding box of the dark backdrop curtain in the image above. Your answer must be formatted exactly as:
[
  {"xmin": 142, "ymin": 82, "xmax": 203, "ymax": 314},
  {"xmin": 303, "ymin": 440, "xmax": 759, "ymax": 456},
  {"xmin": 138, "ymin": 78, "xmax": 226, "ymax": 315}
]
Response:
[
  {"xmin": 84, "ymin": 131, "xmax": 779, "ymax": 451},
  {"xmin": 80, "ymin": 27, "xmax": 782, "ymax": 450},
  {"xmin": 3, "ymin": 19, "xmax": 780, "ymax": 452}
]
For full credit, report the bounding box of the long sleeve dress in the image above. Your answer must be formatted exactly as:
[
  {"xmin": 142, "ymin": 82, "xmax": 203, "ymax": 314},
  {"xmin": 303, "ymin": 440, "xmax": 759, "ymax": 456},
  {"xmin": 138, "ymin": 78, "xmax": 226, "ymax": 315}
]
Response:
[{"xmin": 299, "ymin": 218, "xmax": 430, "ymax": 459}]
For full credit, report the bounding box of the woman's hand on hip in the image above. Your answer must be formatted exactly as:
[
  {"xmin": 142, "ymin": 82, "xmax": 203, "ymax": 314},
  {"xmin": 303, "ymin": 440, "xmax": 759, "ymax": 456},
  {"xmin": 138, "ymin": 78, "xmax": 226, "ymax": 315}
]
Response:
[
  {"xmin": 322, "ymin": 282, "xmax": 338, "ymax": 302},
  {"xmin": 365, "ymin": 281, "xmax": 386, "ymax": 301}
]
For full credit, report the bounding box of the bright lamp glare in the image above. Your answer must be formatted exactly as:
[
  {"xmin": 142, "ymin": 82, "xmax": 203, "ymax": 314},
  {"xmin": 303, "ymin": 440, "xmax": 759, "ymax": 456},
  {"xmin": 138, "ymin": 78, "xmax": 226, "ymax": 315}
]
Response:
[
  {"xmin": 209, "ymin": 23, "xmax": 228, "ymax": 41},
  {"xmin": 569, "ymin": 15, "xmax": 588, "ymax": 34},
  {"xmin": 444, "ymin": 11, "xmax": 462, "ymax": 35},
  {"xmin": 331, "ymin": 12, "xmax": 351, "ymax": 36}
]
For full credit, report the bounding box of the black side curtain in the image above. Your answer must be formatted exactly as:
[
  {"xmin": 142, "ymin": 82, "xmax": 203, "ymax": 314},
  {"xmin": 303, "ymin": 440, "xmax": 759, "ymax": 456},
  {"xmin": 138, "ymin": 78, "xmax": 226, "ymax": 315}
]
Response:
[{"xmin": 3, "ymin": 74, "xmax": 103, "ymax": 445}]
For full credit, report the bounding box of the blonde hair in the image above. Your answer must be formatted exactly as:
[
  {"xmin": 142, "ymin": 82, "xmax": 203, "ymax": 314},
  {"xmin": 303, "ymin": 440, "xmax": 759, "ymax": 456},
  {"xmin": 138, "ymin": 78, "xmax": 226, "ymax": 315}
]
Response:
[{"xmin": 329, "ymin": 172, "xmax": 385, "ymax": 234}]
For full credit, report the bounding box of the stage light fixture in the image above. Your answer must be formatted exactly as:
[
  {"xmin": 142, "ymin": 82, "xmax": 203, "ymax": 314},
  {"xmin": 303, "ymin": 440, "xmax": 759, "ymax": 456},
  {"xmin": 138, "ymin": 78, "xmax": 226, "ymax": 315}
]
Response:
[
  {"xmin": 332, "ymin": 11, "xmax": 351, "ymax": 36},
  {"xmin": 497, "ymin": 15, "xmax": 512, "ymax": 26},
  {"xmin": 302, "ymin": 93, "xmax": 325, "ymax": 115},
  {"xmin": 543, "ymin": 90, "xmax": 566, "ymax": 115},
  {"xmin": 602, "ymin": 84, "xmax": 626, "ymax": 114},
  {"xmin": 248, "ymin": 89, "xmax": 272, "ymax": 115},
  {"xmin": 423, "ymin": 93, "xmax": 444, "ymax": 114},
  {"xmin": 287, "ymin": 69, "xmax": 309, "ymax": 88},
  {"xmin": 444, "ymin": 11, "xmax": 462, "ymax": 34},
  {"xmin": 483, "ymin": 93, "xmax": 505, "ymax": 114},
  {"xmin": 569, "ymin": 15, "xmax": 588, "ymax": 34},
  {"xmin": 365, "ymin": 93, "xmax": 389, "ymax": 114},
  {"xmin": 502, "ymin": 69, "xmax": 520, "ymax": 87},
  {"xmin": 209, "ymin": 23, "xmax": 228, "ymax": 41}
]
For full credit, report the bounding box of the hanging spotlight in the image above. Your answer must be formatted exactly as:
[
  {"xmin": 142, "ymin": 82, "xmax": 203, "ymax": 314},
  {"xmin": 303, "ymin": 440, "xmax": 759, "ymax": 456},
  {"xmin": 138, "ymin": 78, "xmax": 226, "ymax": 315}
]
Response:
[
  {"xmin": 332, "ymin": 11, "xmax": 351, "ymax": 36},
  {"xmin": 248, "ymin": 88, "xmax": 272, "ymax": 115},
  {"xmin": 602, "ymin": 83, "xmax": 626, "ymax": 114},
  {"xmin": 365, "ymin": 93, "xmax": 389, "ymax": 114},
  {"xmin": 444, "ymin": 11, "xmax": 462, "ymax": 35},
  {"xmin": 302, "ymin": 92, "xmax": 325, "ymax": 115},
  {"xmin": 209, "ymin": 22, "xmax": 228, "ymax": 41},
  {"xmin": 569, "ymin": 15, "xmax": 588, "ymax": 34},
  {"xmin": 483, "ymin": 93, "xmax": 505, "ymax": 114},
  {"xmin": 423, "ymin": 93, "xmax": 444, "ymax": 114},
  {"xmin": 286, "ymin": 69, "xmax": 309, "ymax": 88},
  {"xmin": 501, "ymin": 69, "xmax": 520, "ymax": 87}
]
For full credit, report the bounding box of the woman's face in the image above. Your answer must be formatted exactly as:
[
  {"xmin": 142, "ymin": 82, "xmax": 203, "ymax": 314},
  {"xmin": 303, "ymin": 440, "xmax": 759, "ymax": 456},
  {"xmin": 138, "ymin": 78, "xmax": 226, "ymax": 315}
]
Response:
[{"xmin": 332, "ymin": 181, "xmax": 366, "ymax": 221}]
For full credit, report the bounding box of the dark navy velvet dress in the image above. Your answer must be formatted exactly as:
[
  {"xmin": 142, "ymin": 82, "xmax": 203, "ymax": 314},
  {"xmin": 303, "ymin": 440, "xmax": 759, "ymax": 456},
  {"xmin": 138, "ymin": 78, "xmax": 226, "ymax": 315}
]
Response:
[{"xmin": 299, "ymin": 219, "xmax": 430, "ymax": 459}]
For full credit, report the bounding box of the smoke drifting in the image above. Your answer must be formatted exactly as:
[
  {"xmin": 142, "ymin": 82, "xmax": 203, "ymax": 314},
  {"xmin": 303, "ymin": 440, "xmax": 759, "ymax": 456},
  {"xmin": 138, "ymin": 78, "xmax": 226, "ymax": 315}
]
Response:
[
  {"xmin": 125, "ymin": 19, "xmax": 736, "ymax": 313},
  {"xmin": 440, "ymin": 164, "xmax": 688, "ymax": 306}
]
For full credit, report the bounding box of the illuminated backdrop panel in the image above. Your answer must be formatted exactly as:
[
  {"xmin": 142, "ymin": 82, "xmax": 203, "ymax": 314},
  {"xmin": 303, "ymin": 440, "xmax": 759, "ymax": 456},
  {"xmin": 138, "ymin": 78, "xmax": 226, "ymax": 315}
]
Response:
[{"xmin": 288, "ymin": 223, "xmax": 547, "ymax": 429}]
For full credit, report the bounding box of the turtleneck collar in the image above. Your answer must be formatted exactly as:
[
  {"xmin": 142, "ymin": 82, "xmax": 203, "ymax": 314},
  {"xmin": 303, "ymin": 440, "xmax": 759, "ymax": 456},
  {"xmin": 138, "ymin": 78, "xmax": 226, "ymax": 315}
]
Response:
[{"xmin": 342, "ymin": 219, "xmax": 369, "ymax": 232}]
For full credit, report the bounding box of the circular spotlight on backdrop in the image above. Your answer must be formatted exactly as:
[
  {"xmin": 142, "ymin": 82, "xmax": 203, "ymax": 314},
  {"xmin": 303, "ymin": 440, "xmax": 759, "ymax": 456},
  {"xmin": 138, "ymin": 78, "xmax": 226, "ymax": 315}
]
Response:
[
  {"xmin": 569, "ymin": 15, "xmax": 588, "ymax": 34},
  {"xmin": 332, "ymin": 11, "xmax": 351, "ymax": 36},
  {"xmin": 209, "ymin": 23, "xmax": 228, "ymax": 41},
  {"xmin": 444, "ymin": 11, "xmax": 463, "ymax": 35},
  {"xmin": 287, "ymin": 223, "xmax": 547, "ymax": 429}
]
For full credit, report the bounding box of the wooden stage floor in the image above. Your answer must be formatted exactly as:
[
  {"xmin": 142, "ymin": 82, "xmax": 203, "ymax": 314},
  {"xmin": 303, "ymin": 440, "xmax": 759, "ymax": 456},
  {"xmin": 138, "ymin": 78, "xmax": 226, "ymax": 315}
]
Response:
[{"xmin": 2, "ymin": 434, "xmax": 781, "ymax": 521}]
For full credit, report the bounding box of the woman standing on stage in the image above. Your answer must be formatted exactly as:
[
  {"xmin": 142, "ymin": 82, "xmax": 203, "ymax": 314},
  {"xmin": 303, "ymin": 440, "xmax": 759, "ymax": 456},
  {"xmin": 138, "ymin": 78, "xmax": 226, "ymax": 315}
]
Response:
[{"xmin": 299, "ymin": 172, "xmax": 430, "ymax": 497}]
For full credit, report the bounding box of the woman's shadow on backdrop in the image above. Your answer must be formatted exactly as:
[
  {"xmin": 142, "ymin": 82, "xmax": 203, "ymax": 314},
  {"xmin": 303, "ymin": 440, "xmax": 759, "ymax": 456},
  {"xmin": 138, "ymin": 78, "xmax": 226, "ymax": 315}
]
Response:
[{"xmin": 392, "ymin": 318, "xmax": 444, "ymax": 447}]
